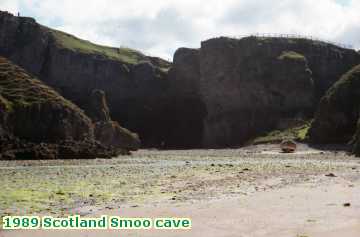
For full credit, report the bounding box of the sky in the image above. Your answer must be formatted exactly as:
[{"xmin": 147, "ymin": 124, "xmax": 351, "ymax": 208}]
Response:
[{"xmin": 0, "ymin": 0, "xmax": 359, "ymax": 60}]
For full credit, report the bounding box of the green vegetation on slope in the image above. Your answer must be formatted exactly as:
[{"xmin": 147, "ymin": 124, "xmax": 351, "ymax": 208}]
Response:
[
  {"xmin": 0, "ymin": 57, "xmax": 83, "ymax": 113},
  {"xmin": 325, "ymin": 64, "xmax": 360, "ymax": 100},
  {"xmin": 309, "ymin": 64, "xmax": 360, "ymax": 145},
  {"xmin": 252, "ymin": 121, "xmax": 311, "ymax": 145},
  {"xmin": 278, "ymin": 51, "xmax": 306, "ymax": 61},
  {"xmin": 50, "ymin": 29, "xmax": 147, "ymax": 64}
]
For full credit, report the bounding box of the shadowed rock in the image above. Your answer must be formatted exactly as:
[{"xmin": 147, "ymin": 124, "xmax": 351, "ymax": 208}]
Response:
[
  {"xmin": 86, "ymin": 89, "xmax": 111, "ymax": 122},
  {"xmin": 169, "ymin": 36, "xmax": 360, "ymax": 148},
  {"xmin": 86, "ymin": 89, "xmax": 140, "ymax": 151},
  {"xmin": 0, "ymin": 56, "xmax": 136, "ymax": 159},
  {"xmin": 309, "ymin": 64, "xmax": 360, "ymax": 144},
  {"xmin": 309, "ymin": 64, "xmax": 360, "ymax": 155},
  {"xmin": 0, "ymin": 11, "xmax": 171, "ymax": 147},
  {"xmin": 2, "ymin": 10, "xmax": 360, "ymax": 149},
  {"xmin": 94, "ymin": 121, "xmax": 140, "ymax": 151},
  {"xmin": 354, "ymin": 121, "xmax": 360, "ymax": 156}
]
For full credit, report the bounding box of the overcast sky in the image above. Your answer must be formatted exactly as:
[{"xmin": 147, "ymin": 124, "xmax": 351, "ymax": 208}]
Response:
[{"xmin": 1, "ymin": 0, "xmax": 359, "ymax": 60}]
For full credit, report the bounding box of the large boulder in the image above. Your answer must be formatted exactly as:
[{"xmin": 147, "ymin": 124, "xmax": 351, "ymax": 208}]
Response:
[
  {"xmin": 309, "ymin": 64, "xmax": 360, "ymax": 144},
  {"xmin": 94, "ymin": 121, "xmax": 140, "ymax": 151}
]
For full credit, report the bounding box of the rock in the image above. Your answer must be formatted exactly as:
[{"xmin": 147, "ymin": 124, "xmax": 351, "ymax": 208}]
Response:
[
  {"xmin": 169, "ymin": 37, "xmax": 360, "ymax": 148},
  {"xmin": 2, "ymin": 11, "xmax": 360, "ymax": 149},
  {"xmin": 86, "ymin": 89, "xmax": 141, "ymax": 150},
  {"xmin": 165, "ymin": 48, "xmax": 207, "ymax": 148},
  {"xmin": 0, "ymin": 56, "xmax": 94, "ymax": 143},
  {"xmin": 199, "ymin": 37, "xmax": 315, "ymax": 147},
  {"xmin": 280, "ymin": 140, "xmax": 297, "ymax": 153},
  {"xmin": 94, "ymin": 121, "xmax": 140, "ymax": 151},
  {"xmin": 309, "ymin": 64, "xmax": 360, "ymax": 155},
  {"xmin": 86, "ymin": 89, "xmax": 111, "ymax": 122},
  {"xmin": 0, "ymin": 56, "xmax": 128, "ymax": 159},
  {"xmin": 354, "ymin": 120, "xmax": 360, "ymax": 156},
  {"xmin": 325, "ymin": 173, "xmax": 337, "ymax": 177},
  {"xmin": 0, "ymin": 11, "xmax": 171, "ymax": 148}
]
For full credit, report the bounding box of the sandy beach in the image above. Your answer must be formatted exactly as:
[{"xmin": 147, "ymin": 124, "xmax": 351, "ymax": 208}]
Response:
[{"xmin": 1, "ymin": 145, "xmax": 360, "ymax": 237}]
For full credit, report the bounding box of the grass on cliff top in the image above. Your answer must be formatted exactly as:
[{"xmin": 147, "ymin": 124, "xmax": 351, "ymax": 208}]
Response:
[
  {"xmin": 50, "ymin": 29, "xmax": 147, "ymax": 65},
  {"xmin": 0, "ymin": 56, "xmax": 86, "ymax": 115},
  {"xmin": 325, "ymin": 64, "xmax": 360, "ymax": 100},
  {"xmin": 278, "ymin": 51, "xmax": 306, "ymax": 61},
  {"xmin": 251, "ymin": 121, "xmax": 311, "ymax": 145}
]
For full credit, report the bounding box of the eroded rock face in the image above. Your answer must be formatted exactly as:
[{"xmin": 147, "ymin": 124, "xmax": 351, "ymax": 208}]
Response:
[
  {"xmin": 0, "ymin": 12, "xmax": 50, "ymax": 74},
  {"xmin": 86, "ymin": 89, "xmax": 111, "ymax": 122},
  {"xmin": 0, "ymin": 56, "xmax": 94, "ymax": 143},
  {"xmin": 200, "ymin": 38, "xmax": 316, "ymax": 147},
  {"xmin": 169, "ymin": 37, "xmax": 360, "ymax": 148},
  {"xmin": 0, "ymin": 11, "xmax": 171, "ymax": 147},
  {"xmin": 309, "ymin": 64, "xmax": 360, "ymax": 146},
  {"xmin": 165, "ymin": 48, "xmax": 207, "ymax": 148},
  {"xmin": 94, "ymin": 121, "xmax": 140, "ymax": 151},
  {"xmin": 2, "ymin": 10, "xmax": 360, "ymax": 149},
  {"xmin": 86, "ymin": 89, "xmax": 140, "ymax": 150},
  {"xmin": 0, "ymin": 56, "xmax": 135, "ymax": 159}
]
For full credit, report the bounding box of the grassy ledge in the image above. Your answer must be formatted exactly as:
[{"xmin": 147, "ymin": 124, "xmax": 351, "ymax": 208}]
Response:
[
  {"xmin": 278, "ymin": 51, "xmax": 306, "ymax": 61},
  {"xmin": 49, "ymin": 29, "xmax": 147, "ymax": 64}
]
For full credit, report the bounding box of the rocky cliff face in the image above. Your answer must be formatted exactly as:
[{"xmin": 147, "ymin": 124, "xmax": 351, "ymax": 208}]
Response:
[
  {"xmin": 2, "ymin": 10, "xmax": 360, "ymax": 149},
  {"xmin": 200, "ymin": 37, "xmax": 315, "ymax": 147},
  {"xmin": 86, "ymin": 89, "xmax": 140, "ymax": 150},
  {"xmin": 0, "ymin": 11, "xmax": 171, "ymax": 147},
  {"xmin": 309, "ymin": 64, "xmax": 360, "ymax": 150},
  {"xmin": 0, "ymin": 56, "xmax": 93, "ymax": 143},
  {"xmin": 0, "ymin": 56, "xmax": 137, "ymax": 159},
  {"xmin": 170, "ymin": 37, "xmax": 360, "ymax": 147},
  {"xmin": 165, "ymin": 48, "xmax": 207, "ymax": 148}
]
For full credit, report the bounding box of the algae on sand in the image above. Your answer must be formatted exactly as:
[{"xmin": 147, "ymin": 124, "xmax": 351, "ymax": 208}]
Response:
[{"xmin": 251, "ymin": 121, "xmax": 311, "ymax": 145}]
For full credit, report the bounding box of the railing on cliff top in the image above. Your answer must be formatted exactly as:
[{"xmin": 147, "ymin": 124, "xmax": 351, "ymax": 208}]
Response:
[{"xmin": 230, "ymin": 33, "xmax": 353, "ymax": 49}]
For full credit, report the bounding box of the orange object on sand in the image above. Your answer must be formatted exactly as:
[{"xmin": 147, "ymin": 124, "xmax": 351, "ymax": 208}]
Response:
[{"xmin": 280, "ymin": 140, "xmax": 297, "ymax": 153}]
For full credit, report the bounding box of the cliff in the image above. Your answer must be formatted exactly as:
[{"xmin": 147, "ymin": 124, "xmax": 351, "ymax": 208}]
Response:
[
  {"xmin": 165, "ymin": 48, "xmax": 207, "ymax": 148},
  {"xmin": 87, "ymin": 89, "xmax": 140, "ymax": 150},
  {"xmin": 0, "ymin": 10, "xmax": 171, "ymax": 147},
  {"xmin": 2, "ymin": 10, "xmax": 360, "ymax": 149},
  {"xmin": 309, "ymin": 64, "xmax": 360, "ymax": 154},
  {"xmin": 170, "ymin": 37, "xmax": 360, "ymax": 147},
  {"xmin": 0, "ymin": 56, "xmax": 138, "ymax": 159}
]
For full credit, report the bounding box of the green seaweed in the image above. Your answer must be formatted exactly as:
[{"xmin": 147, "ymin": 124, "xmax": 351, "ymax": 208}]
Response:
[{"xmin": 252, "ymin": 121, "xmax": 311, "ymax": 144}]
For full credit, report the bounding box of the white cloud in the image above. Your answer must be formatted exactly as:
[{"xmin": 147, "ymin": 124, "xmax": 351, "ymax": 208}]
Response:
[
  {"xmin": 1, "ymin": 0, "xmax": 359, "ymax": 59},
  {"xmin": 0, "ymin": 0, "xmax": 19, "ymax": 14}
]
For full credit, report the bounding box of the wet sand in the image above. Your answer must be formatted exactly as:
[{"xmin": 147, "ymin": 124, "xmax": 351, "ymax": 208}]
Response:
[{"xmin": 1, "ymin": 144, "xmax": 359, "ymax": 236}]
